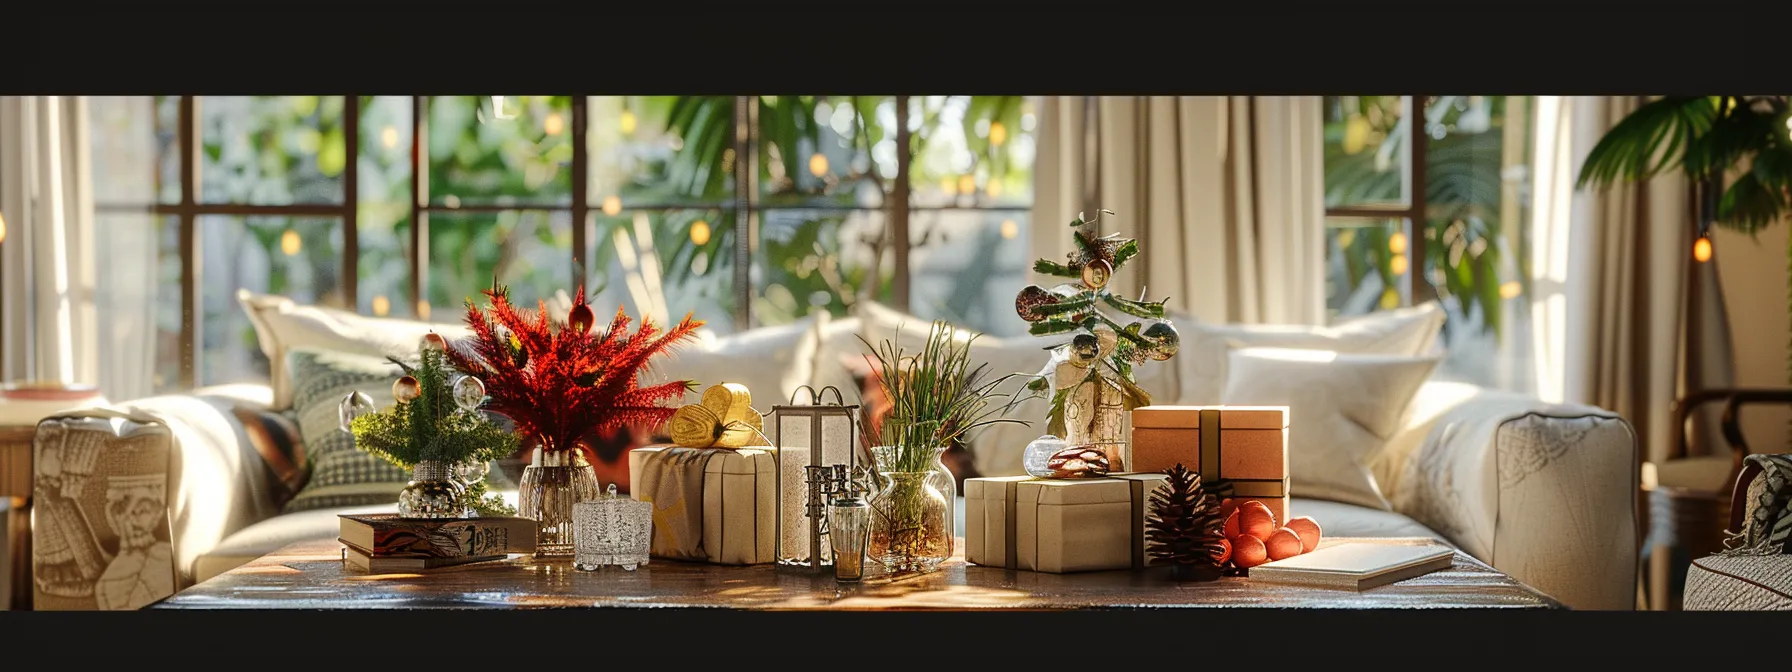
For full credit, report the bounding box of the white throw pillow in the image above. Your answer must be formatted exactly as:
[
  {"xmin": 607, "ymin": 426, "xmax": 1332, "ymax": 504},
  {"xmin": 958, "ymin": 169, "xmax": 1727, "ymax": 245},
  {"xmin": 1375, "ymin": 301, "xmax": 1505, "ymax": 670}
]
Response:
[
  {"xmin": 647, "ymin": 314, "xmax": 821, "ymax": 411},
  {"xmin": 1178, "ymin": 301, "xmax": 1444, "ymax": 404},
  {"xmin": 1220, "ymin": 346, "xmax": 1440, "ymax": 511},
  {"xmin": 238, "ymin": 290, "xmax": 472, "ymax": 411}
]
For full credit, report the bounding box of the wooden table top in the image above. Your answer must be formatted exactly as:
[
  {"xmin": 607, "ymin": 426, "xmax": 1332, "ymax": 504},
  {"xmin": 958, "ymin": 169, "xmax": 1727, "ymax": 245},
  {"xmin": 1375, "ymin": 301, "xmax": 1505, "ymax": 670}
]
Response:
[{"xmin": 152, "ymin": 536, "xmax": 1564, "ymax": 610}]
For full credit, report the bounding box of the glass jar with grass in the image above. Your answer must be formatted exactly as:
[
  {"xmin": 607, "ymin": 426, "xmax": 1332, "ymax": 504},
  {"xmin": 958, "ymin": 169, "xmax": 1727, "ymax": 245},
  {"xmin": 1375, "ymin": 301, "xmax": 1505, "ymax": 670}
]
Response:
[{"xmin": 860, "ymin": 321, "xmax": 1036, "ymax": 575}]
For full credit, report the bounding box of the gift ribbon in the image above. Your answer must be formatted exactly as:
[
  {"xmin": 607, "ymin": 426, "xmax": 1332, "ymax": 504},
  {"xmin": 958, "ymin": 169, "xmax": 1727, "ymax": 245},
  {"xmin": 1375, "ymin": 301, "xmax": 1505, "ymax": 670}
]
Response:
[
  {"xmin": 1198, "ymin": 408, "xmax": 1288, "ymax": 499},
  {"xmin": 669, "ymin": 383, "xmax": 769, "ymax": 449}
]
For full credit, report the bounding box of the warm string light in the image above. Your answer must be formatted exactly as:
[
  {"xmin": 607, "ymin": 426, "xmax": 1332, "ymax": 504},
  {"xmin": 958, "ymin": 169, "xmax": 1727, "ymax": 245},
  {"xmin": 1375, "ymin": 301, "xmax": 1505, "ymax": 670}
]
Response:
[
  {"xmin": 957, "ymin": 175, "xmax": 976, "ymax": 194},
  {"xmin": 940, "ymin": 177, "xmax": 958, "ymax": 195},
  {"xmin": 809, "ymin": 153, "xmax": 829, "ymax": 177},
  {"xmin": 689, "ymin": 220, "xmax": 711, "ymax": 246},
  {"xmin": 371, "ymin": 295, "xmax": 391, "ymax": 316},
  {"xmin": 1694, "ymin": 235, "xmax": 1713, "ymax": 262},
  {"xmin": 0, "ymin": 212, "xmax": 7, "ymax": 244},
  {"xmin": 280, "ymin": 230, "xmax": 302, "ymax": 256},
  {"xmin": 602, "ymin": 195, "xmax": 622, "ymax": 217},
  {"xmin": 1499, "ymin": 281, "xmax": 1522, "ymax": 299},
  {"xmin": 543, "ymin": 112, "xmax": 565, "ymax": 136},
  {"xmin": 1387, "ymin": 232, "xmax": 1408, "ymax": 254},
  {"xmin": 619, "ymin": 110, "xmax": 638, "ymax": 135},
  {"xmin": 380, "ymin": 126, "xmax": 399, "ymax": 149},
  {"xmin": 1389, "ymin": 254, "xmax": 1410, "ymax": 276},
  {"xmin": 1000, "ymin": 219, "xmax": 1019, "ymax": 240},
  {"xmin": 988, "ymin": 121, "xmax": 1008, "ymax": 147}
]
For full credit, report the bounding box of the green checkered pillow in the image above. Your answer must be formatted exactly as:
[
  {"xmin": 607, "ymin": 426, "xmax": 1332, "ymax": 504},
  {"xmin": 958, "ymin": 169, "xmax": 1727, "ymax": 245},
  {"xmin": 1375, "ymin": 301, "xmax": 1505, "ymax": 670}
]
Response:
[{"xmin": 282, "ymin": 348, "xmax": 409, "ymax": 513}]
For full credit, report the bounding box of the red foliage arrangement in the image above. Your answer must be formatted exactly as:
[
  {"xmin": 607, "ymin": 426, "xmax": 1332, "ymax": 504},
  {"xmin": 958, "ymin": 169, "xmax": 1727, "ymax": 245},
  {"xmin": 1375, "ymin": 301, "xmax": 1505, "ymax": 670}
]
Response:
[{"xmin": 445, "ymin": 283, "xmax": 703, "ymax": 454}]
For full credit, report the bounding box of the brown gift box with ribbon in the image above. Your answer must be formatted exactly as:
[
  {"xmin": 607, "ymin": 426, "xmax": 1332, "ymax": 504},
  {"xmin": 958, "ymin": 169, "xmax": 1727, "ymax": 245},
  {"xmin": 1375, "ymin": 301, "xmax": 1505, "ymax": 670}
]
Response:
[
  {"xmin": 964, "ymin": 473, "xmax": 1167, "ymax": 573},
  {"xmin": 1130, "ymin": 405, "xmax": 1290, "ymax": 523},
  {"xmin": 627, "ymin": 445, "xmax": 776, "ymax": 565}
]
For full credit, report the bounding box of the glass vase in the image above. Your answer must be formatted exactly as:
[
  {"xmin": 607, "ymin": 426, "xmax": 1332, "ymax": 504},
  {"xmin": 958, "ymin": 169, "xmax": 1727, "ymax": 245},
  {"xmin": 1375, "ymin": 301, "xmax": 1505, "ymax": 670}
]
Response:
[
  {"xmin": 517, "ymin": 448, "xmax": 600, "ymax": 558},
  {"xmin": 867, "ymin": 445, "xmax": 954, "ymax": 575},
  {"xmin": 397, "ymin": 460, "xmax": 470, "ymax": 519}
]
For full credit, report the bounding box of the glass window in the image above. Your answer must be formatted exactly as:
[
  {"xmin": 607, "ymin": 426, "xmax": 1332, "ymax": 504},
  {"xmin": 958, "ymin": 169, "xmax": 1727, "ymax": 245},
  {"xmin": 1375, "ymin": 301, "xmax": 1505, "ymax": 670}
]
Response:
[
  {"xmin": 199, "ymin": 216, "xmax": 345, "ymax": 384},
  {"xmin": 427, "ymin": 96, "xmax": 572, "ymax": 207},
  {"xmin": 199, "ymin": 96, "xmax": 347, "ymax": 205}
]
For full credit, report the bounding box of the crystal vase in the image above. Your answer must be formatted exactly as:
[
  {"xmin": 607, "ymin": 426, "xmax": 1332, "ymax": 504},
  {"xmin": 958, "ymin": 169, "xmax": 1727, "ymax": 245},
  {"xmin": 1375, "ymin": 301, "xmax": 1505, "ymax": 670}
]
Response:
[
  {"xmin": 397, "ymin": 460, "xmax": 470, "ymax": 519},
  {"xmin": 517, "ymin": 449, "xmax": 600, "ymax": 558},
  {"xmin": 867, "ymin": 445, "xmax": 954, "ymax": 575}
]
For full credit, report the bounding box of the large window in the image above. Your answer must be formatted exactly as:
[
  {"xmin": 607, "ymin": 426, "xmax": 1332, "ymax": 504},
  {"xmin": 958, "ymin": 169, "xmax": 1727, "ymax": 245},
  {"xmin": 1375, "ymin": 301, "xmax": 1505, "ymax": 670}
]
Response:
[
  {"xmin": 89, "ymin": 96, "xmax": 1036, "ymax": 392},
  {"xmin": 1321, "ymin": 96, "xmax": 1536, "ymax": 391}
]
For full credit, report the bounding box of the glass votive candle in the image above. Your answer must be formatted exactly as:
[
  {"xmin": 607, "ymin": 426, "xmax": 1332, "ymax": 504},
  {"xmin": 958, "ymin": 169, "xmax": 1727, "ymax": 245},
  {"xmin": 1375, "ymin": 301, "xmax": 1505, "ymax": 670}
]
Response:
[
  {"xmin": 573, "ymin": 483, "xmax": 653, "ymax": 571},
  {"xmin": 828, "ymin": 494, "xmax": 870, "ymax": 582}
]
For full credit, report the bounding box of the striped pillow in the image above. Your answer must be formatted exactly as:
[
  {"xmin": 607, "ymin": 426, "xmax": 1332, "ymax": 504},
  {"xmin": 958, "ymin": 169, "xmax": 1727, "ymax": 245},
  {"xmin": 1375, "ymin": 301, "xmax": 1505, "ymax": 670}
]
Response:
[{"xmin": 281, "ymin": 348, "xmax": 409, "ymax": 513}]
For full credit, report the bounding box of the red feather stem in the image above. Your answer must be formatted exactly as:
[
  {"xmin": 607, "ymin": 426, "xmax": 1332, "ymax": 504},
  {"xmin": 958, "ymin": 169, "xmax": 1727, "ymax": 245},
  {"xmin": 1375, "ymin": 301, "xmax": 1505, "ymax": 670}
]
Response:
[{"xmin": 450, "ymin": 284, "xmax": 703, "ymax": 453}]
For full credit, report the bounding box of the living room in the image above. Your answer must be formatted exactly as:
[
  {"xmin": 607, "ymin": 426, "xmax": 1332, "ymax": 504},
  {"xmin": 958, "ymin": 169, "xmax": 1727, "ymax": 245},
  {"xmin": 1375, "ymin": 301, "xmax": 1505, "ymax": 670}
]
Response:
[{"xmin": 0, "ymin": 6, "xmax": 1785, "ymax": 658}]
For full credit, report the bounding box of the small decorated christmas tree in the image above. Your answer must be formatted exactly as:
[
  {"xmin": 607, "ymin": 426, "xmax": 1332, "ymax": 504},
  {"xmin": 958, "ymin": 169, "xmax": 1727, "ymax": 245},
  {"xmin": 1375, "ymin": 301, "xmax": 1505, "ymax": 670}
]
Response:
[
  {"xmin": 1015, "ymin": 209, "xmax": 1179, "ymax": 468},
  {"xmin": 1146, "ymin": 463, "xmax": 1230, "ymax": 581},
  {"xmin": 346, "ymin": 339, "xmax": 520, "ymax": 516}
]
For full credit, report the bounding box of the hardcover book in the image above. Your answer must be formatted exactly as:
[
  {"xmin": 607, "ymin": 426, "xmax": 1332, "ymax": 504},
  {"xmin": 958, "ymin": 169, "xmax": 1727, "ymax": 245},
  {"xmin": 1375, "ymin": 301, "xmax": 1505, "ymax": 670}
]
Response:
[
  {"xmin": 341, "ymin": 546, "xmax": 506, "ymax": 572},
  {"xmin": 338, "ymin": 514, "xmax": 538, "ymax": 558},
  {"xmin": 1246, "ymin": 542, "xmax": 1454, "ymax": 590}
]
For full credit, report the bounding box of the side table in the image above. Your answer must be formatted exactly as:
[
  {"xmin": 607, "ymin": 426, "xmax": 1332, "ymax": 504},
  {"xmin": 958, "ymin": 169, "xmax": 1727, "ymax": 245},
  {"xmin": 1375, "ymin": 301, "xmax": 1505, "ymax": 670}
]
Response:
[{"xmin": 0, "ymin": 425, "xmax": 34, "ymax": 611}]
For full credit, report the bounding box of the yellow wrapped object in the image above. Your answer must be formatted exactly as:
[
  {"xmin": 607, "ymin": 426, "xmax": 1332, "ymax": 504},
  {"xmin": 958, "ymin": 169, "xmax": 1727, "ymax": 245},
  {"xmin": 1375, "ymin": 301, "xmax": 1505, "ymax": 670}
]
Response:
[{"xmin": 671, "ymin": 383, "xmax": 768, "ymax": 448}]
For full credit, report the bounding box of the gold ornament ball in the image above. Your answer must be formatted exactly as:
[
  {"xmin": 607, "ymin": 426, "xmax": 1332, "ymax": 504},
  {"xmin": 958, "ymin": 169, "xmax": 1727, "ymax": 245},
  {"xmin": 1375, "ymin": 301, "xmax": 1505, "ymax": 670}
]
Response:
[
  {"xmin": 421, "ymin": 332, "xmax": 448, "ymax": 352},
  {"xmin": 1081, "ymin": 258, "xmax": 1113, "ymax": 289},
  {"xmin": 393, "ymin": 375, "xmax": 422, "ymax": 403}
]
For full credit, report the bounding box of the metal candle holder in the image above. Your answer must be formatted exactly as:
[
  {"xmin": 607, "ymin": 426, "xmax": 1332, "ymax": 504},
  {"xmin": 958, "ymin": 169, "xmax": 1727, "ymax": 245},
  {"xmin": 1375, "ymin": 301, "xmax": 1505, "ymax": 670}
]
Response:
[{"xmin": 771, "ymin": 385, "xmax": 859, "ymax": 573}]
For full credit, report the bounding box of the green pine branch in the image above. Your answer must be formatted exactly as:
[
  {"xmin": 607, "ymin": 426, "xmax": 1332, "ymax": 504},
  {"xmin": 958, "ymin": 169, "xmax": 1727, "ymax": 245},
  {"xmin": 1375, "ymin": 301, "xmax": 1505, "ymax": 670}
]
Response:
[
  {"xmin": 1101, "ymin": 293, "xmax": 1166, "ymax": 319},
  {"xmin": 1033, "ymin": 259, "xmax": 1080, "ymax": 278}
]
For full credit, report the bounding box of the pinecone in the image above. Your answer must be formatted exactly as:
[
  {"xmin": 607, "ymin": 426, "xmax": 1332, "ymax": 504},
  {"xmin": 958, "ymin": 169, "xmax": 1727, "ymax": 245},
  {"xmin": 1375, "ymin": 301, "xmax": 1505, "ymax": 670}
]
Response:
[{"xmin": 1146, "ymin": 463, "xmax": 1228, "ymax": 581}]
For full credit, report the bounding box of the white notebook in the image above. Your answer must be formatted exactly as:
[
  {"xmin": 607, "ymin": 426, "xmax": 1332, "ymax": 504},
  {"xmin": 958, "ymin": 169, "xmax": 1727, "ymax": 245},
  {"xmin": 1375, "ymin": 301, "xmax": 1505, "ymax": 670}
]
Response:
[{"xmin": 1247, "ymin": 542, "xmax": 1454, "ymax": 590}]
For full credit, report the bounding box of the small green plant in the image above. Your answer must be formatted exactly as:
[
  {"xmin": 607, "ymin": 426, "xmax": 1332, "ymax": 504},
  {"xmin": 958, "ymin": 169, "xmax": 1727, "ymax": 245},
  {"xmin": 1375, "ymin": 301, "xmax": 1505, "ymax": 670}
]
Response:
[
  {"xmin": 348, "ymin": 343, "xmax": 520, "ymax": 516},
  {"xmin": 858, "ymin": 321, "xmax": 1036, "ymax": 473}
]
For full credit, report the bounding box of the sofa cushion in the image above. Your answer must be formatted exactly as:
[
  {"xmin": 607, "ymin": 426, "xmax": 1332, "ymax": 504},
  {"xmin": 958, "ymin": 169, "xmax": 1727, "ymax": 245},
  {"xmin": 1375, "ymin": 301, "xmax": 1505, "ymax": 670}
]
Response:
[
  {"xmin": 281, "ymin": 349, "xmax": 409, "ymax": 513},
  {"xmin": 238, "ymin": 291, "xmax": 473, "ymax": 411},
  {"xmin": 1220, "ymin": 347, "xmax": 1440, "ymax": 511},
  {"xmin": 1176, "ymin": 301, "xmax": 1444, "ymax": 405},
  {"xmin": 649, "ymin": 313, "xmax": 820, "ymax": 408},
  {"xmin": 1685, "ymin": 555, "xmax": 1792, "ymax": 610},
  {"xmin": 1284, "ymin": 498, "xmax": 1449, "ymax": 543}
]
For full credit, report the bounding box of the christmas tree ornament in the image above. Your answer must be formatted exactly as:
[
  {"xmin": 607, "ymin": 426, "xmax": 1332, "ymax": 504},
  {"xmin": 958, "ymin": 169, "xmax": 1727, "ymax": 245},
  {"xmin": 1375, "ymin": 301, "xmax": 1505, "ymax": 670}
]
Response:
[
  {"xmin": 1022, "ymin": 435, "xmax": 1071, "ymax": 478},
  {"xmin": 338, "ymin": 391, "xmax": 377, "ymax": 433},
  {"xmin": 567, "ymin": 302, "xmax": 595, "ymax": 335},
  {"xmin": 1015, "ymin": 209, "xmax": 1177, "ymax": 472},
  {"xmin": 452, "ymin": 375, "xmax": 487, "ymax": 412},
  {"xmin": 1265, "ymin": 527, "xmax": 1304, "ymax": 560},
  {"xmin": 1231, "ymin": 534, "xmax": 1269, "ymax": 569},
  {"xmin": 1145, "ymin": 464, "xmax": 1229, "ymax": 581},
  {"xmin": 1285, "ymin": 516, "xmax": 1323, "ymax": 553},
  {"xmin": 420, "ymin": 332, "xmax": 449, "ymax": 353},
  {"xmin": 393, "ymin": 376, "xmax": 422, "ymax": 404}
]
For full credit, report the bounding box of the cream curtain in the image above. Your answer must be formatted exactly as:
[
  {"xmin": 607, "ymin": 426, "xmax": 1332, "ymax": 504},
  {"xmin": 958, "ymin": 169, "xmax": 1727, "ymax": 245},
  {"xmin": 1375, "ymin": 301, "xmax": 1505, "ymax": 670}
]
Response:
[
  {"xmin": 0, "ymin": 96, "xmax": 156, "ymax": 401},
  {"xmin": 1032, "ymin": 96, "xmax": 1326, "ymax": 325},
  {"xmin": 1531, "ymin": 95, "xmax": 1734, "ymax": 466}
]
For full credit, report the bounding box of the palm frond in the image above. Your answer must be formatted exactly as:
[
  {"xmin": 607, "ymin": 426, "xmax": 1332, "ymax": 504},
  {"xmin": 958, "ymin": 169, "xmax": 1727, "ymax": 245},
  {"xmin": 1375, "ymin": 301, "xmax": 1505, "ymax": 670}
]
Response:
[{"xmin": 1576, "ymin": 96, "xmax": 1716, "ymax": 189}]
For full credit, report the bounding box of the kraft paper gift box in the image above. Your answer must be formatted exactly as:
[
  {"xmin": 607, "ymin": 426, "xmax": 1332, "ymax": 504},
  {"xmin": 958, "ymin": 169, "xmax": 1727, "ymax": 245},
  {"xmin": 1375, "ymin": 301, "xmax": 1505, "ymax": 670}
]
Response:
[
  {"xmin": 627, "ymin": 445, "xmax": 776, "ymax": 565},
  {"xmin": 1130, "ymin": 406, "xmax": 1290, "ymax": 523},
  {"xmin": 964, "ymin": 474, "xmax": 1166, "ymax": 573}
]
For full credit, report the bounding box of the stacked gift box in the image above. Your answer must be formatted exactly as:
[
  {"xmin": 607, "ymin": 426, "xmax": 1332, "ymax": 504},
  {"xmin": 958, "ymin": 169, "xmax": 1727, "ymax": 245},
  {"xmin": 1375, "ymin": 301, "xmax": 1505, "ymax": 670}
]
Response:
[{"xmin": 965, "ymin": 405, "xmax": 1290, "ymax": 573}]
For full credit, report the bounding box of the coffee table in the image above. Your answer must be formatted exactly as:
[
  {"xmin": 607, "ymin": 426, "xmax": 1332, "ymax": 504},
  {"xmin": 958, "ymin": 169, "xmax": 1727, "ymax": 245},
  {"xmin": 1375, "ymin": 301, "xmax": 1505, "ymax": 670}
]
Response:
[{"xmin": 152, "ymin": 536, "xmax": 1562, "ymax": 610}]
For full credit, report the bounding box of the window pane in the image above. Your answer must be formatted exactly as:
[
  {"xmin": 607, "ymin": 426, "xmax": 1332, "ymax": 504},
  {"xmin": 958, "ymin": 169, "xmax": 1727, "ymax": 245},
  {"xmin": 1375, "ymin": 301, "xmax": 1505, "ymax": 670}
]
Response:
[
  {"xmin": 758, "ymin": 96, "xmax": 890, "ymax": 209},
  {"xmin": 588, "ymin": 208, "xmax": 736, "ymax": 335},
  {"xmin": 427, "ymin": 96, "xmax": 572, "ymax": 207},
  {"xmin": 200, "ymin": 217, "xmax": 345, "ymax": 385},
  {"xmin": 1323, "ymin": 95, "xmax": 1408, "ymax": 209},
  {"xmin": 199, "ymin": 96, "xmax": 347, "ymax": 205},
  {"xmin": 1323, "ymin": 216, "xmax": 1407, "ymax": 318},
  {"xmin": 589, "ymin": 96, "xmax": 732, "ymax": 209},
  {"xmin": 357, "ymin": 96, "xmax": 415, "ymax": 318},
  {"xmin": 89, "ymin": 96, "xmax": 159, "ymax": 205},
  {"xmin": 154, "ymin": 216, "xmax": 183, "ymax": 391},
  {"xmin": 907, "ymin": 209, "xmax": 1031, "ymax": 337},
  {"xmin": 755, "ymin": 208, "xmax": 889, "ymax": 326},
  {"xmin": 1422, "ymin": 95, "xmax": 1534, "ymax": 392},
  {"xmin": 155, "ymin": 96, "xmax": 180, "ymax": 204},
  {"xmin": 426, "ymin": 210, "xmax": 572, "ymax": 316},
  {"xmin": 910, "ymin": 96, "xmax": 1036, "ymax": 208}
]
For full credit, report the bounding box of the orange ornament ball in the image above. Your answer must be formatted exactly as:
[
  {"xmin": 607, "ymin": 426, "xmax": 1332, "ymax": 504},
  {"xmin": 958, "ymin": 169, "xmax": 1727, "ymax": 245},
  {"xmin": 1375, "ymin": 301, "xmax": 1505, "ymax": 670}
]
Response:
[
  {"xmin": 1266, "ymin": 527, "xmax": 1304, "ymax": 560},
  {"xmin": 1224, "ymin": 508, "xmax": 1241, "ymax": 539},
  {"xmin": 1231, "ymin": 534, "xmax": 1269, "ymax": 569},
  {"xmin": 1216, "ymin": 536, "xmax": 1233, "ymax": 565},
  {"xmin": 1284, "ymin": 516, "xmax": 1323, "ymax": 553},
  {"xmin": 1239, "ymin": 501, "xmax": 1277, "ymax": 541},
  {"xmin": 393, "ymin": 375, "xmax": 422, "ymax": 403}
]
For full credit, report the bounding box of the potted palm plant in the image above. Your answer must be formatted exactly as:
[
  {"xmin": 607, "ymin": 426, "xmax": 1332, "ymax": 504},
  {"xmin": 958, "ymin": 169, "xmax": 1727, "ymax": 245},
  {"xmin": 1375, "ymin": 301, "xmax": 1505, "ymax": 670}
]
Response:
[{"xmin": 1576, "ymin": 95, "xmax": 1792, "ymax": 392}]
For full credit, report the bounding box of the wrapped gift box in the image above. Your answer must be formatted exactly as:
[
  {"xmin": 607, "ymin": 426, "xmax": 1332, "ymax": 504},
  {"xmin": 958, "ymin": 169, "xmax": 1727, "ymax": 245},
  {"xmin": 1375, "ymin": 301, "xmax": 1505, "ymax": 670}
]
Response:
[
  {"xmin": 627, "ymin": 445, "xmax": 775, "ymax": 565},
  {"xmin": 1130, "ymin": 405, "xmax": 1289, "ymax": 523},
  {"xmin": 964, "ymin": 474, "xmax": 1166, "ymax": 573}
]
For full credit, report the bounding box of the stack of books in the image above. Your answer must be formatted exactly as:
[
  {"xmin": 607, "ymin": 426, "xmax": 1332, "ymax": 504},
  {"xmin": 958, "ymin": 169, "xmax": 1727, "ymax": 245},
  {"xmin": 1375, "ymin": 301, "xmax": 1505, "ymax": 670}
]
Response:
[{"xmin": 337, "ymin": 514, "xmax": 538, "ymax": 572}]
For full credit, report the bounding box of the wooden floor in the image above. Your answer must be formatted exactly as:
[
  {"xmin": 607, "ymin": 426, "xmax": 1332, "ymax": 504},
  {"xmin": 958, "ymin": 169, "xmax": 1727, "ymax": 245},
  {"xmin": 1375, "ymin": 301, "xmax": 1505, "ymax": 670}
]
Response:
[{"xmin": 152, "ymin": 536, "xmax": 1563, "ymax": 610}]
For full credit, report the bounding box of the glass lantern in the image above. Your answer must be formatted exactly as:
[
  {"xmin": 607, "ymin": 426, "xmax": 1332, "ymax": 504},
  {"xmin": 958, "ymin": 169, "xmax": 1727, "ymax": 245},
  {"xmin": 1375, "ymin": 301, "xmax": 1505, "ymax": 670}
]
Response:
[{"xmin": 770, "ymin": 385, "xmax": 859, "ymax": 572}]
